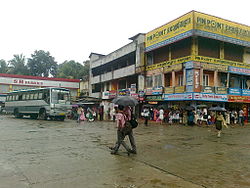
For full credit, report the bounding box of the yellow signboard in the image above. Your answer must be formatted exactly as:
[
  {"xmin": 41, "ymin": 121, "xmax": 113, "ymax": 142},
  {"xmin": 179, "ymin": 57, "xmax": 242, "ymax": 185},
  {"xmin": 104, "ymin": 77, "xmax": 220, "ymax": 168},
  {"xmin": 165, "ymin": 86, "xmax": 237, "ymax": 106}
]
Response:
[
  {"xmin": 145, "ymin": 12, "xmax": 193, "ymax": 48},
  {"xmin": 194, "ymin": 12, "xmax": 250, "ymax": 43},
  {"xmin": 146, "ymin": 56, "xmax": 191, "ymax": 71}
]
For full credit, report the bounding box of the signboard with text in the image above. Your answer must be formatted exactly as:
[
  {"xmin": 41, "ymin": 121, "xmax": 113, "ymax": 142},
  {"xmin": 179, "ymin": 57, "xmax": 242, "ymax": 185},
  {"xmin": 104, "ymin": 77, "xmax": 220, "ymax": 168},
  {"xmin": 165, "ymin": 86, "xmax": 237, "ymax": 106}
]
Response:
[
  {"xmin": 163, "ymin": 93, "xmax": 192, "ymax": 101},
  {"xmin": 193, "ymin": 93, "xmax": 228, "ymax": 102}
]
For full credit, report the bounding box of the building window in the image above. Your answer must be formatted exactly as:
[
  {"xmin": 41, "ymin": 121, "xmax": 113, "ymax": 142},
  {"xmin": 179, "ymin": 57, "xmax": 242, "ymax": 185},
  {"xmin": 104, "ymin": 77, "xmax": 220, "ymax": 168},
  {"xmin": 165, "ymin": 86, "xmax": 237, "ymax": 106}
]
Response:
[
  {"xmin": 154, "ymin": 74, "xmax": 162, "ymax": 87},
  {"xmin": 146, "ymin": 76, "xmax": 153, "ymax": 88},
  {"xmin": 147, "ymin": 53, "xmax": 153, "ymax": 65},
  {"xmin": 165, "ymin": 73, "xmax": 171, "ymax": 87},
  {"xmin": 178, "ymin": 74, "xmax": 183, "ymax": 86},
  {"xmin": 203, "ymin": 74, "xmax": 209, "ymax": 86}
]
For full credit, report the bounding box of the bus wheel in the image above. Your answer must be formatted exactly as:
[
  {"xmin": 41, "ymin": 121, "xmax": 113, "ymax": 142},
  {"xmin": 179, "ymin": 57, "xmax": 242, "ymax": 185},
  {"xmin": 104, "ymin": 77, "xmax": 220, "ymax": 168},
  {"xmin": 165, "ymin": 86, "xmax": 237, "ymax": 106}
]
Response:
[
  {"xmin": 39, "ymin": 109, "xmax": 47, "ymax": 120},
  {"xmin": 14, "ymin": 109, "xmax": 23, "ymax": 118},
  {"xmin": 30, "ymin": 114, "xmax": 38, "ymax": 119}
]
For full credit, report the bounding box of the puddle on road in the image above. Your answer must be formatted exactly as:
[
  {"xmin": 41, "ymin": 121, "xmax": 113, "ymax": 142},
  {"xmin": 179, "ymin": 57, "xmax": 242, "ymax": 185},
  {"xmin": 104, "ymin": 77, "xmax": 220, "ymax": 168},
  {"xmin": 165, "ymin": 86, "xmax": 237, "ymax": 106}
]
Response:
[{"xmin": 164, "ymin": 144, "xmax": 175, "ymax": 150}]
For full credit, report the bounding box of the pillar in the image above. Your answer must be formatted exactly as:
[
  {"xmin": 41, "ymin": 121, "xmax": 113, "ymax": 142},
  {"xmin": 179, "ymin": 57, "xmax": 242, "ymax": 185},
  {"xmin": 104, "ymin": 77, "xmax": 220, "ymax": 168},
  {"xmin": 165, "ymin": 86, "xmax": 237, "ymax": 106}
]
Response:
[
  {"xmin": 172, "ymin": 70, "xmax": 175, "ymax": 87},
  {"xmin": 214, "ymin": 70, "xmax": 218, "ymax": 87}
]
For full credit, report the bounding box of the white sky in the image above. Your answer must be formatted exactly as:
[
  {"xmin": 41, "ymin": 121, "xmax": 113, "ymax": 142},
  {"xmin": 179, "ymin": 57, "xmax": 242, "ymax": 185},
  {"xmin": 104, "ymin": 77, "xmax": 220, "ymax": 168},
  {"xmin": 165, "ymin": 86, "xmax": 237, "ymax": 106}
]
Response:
[{"xmin": 0, "ymin": 0, "xmax": 249, "ymax": 64}]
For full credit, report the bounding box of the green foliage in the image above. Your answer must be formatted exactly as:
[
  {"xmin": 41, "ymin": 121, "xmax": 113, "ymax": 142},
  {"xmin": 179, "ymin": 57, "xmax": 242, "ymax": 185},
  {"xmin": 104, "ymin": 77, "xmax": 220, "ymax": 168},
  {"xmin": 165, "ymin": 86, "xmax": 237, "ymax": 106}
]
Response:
[
  {"xmin": 27, "ymin": 50, "xmax": 58, "ymax": 77},
  {"xmin": 57, "ymin": 60, "xmax": 89, "ymax": 79},
  {"xmin": 7, "ymin": 54, "xmax": 29, "ymax": 75},
  {"xmin": 0, "ymin": 59, "xmax": 8, "ymax": 73}
]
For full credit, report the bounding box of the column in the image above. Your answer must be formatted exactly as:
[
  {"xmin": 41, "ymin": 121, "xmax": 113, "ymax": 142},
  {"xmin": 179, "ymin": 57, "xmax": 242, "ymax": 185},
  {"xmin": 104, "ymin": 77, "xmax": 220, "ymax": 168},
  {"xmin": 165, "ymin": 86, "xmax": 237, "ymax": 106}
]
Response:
[
  {"xmin": 172, "ymin": 70, "xmax": 175, "ymax": 87},
  {"xmin": 183, "ymin": 68, "xmax": 186, "ymax": 86},
  {"xmin": 226, "ymin": 72, "xmax": 230, "ymax": 88},
  {"xmin": 214, "ymin": 70, "xmax": 218, "ymax": 87},
  {"xmin": 200, "ymin": 68, "xmax": 203, "ymax": 87}
]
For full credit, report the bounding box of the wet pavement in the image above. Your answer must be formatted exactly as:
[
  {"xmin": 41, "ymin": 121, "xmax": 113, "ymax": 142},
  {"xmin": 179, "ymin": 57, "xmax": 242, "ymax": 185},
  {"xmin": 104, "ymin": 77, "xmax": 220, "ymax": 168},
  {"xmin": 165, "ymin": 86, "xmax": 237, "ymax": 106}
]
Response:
[{"xmin": 0, "ymin": 115, "xmax": 250, "ymax": 188}]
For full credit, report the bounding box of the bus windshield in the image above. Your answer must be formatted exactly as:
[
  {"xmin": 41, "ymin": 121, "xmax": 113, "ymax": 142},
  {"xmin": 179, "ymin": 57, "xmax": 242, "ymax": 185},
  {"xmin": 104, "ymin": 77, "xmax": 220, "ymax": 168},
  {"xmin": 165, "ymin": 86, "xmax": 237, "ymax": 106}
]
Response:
[{"xmin": 51, "ymin": 89, "xmax": 70, "ymax": 104}]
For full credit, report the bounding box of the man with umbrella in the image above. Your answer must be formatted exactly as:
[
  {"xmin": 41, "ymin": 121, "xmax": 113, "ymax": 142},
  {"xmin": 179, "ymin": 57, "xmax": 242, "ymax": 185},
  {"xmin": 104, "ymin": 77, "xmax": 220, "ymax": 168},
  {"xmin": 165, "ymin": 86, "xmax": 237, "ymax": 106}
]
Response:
[{"xmin": 110, "ymin": 96, "xmax": 138, "ymax": 155}]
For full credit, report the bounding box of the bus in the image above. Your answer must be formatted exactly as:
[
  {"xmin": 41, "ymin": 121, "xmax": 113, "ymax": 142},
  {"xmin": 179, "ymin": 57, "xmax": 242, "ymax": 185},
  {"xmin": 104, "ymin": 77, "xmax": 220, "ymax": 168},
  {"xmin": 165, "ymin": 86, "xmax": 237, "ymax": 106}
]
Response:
[{"xmin": 5, "ymin": 87, "xmax": 71, "ymax": 121}]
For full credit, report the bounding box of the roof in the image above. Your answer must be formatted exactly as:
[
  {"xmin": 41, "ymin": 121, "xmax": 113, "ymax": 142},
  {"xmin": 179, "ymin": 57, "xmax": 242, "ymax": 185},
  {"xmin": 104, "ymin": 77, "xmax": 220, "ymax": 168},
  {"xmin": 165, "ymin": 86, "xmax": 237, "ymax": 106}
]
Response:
[{"xmin": 0, "ymin": 73, "xmax": 80, "ymax": 82}]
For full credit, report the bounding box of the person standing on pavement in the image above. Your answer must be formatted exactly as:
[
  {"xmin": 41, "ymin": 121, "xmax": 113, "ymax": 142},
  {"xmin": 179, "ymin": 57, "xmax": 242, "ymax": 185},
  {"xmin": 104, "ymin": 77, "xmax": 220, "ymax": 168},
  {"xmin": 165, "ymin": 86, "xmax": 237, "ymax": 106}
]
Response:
[
  {"xmin": 239, "ymin": 109, "xmax": 244, "ymax": 126},
  {"xmin": 159, "ymin": 108, "xmax": 164, "ymax": 125},
  {"xmin": 77, "ymin": 106, "xmax": 83, "ymax": 123},
  {"xmin": 143, "ymin": 107, "xmax": 150, "ymax": 126},
  {"xmin": 110, "ymin": 105, "xmax": 132, "ymax": 155}
]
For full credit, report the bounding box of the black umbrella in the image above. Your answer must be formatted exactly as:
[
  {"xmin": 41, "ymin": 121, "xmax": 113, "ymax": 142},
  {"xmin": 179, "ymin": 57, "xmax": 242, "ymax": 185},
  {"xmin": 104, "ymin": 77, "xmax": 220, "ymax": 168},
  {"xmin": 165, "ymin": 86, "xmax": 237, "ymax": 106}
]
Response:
[
  {"xmin": 185, "ymin": 106, "xmax": 195, "ymax": 111},
  {"xmin": 112, "ymin": 96, "xmax": 138, "ymax": 106},
  {"xmin": 208, "ymin": 106, "xmax": 226, "ymax": 112}
]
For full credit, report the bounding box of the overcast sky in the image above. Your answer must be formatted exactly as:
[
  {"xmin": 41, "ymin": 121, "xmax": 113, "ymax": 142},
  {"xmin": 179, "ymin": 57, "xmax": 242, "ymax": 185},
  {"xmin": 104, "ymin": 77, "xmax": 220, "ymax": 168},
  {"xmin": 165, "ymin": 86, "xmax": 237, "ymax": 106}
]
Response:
[{"xmin": 0, "ymin": 0, "xmax": 248, "ymax": 64}]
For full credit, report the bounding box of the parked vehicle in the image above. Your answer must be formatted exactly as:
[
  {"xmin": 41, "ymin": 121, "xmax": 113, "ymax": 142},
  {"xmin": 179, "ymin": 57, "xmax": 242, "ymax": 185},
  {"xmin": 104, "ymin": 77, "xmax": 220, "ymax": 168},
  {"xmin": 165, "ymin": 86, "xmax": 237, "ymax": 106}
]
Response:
[{"xmin": 5, "ymin": 87, "xmax": 71, "ymax": 121}]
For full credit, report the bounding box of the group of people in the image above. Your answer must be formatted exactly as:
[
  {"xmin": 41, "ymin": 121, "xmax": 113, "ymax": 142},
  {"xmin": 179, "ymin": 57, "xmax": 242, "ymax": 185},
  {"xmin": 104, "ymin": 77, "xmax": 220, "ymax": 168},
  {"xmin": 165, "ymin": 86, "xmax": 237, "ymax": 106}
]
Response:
[
  {"xmin": 141, "ymin": 107, "xmax": 246, "ymax": 127},
  {"xmin": 69, "ymin": 106, "xmax": 97, "ymax": 123}
]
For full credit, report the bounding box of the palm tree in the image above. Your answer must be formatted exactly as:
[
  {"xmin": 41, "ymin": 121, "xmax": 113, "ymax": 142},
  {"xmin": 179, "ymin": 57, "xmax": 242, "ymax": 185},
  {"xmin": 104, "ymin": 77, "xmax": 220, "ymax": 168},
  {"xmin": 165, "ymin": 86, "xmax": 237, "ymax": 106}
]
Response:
[{"xmin": 8, "ymin": 54, "xmax": 29, "ymax": 75}]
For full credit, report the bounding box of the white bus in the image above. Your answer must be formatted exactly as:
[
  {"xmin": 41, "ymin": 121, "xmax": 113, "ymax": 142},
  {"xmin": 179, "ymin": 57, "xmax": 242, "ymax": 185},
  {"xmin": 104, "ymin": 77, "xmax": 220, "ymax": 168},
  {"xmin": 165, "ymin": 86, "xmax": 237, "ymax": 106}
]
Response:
[{"xmin": 5, "ymin": 87, "xmax": 71, "ymax": 121}]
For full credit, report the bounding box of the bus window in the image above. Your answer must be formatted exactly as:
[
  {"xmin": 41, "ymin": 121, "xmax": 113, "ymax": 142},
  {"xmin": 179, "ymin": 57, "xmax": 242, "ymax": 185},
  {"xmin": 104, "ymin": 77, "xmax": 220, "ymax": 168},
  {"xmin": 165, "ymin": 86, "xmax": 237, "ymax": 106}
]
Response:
[
  {"xmin": 38, "ymin": 93, "xmax": 43, "ymax": 99},
  {"xmin": 30, "ymin": 93, "xmax": 34, "ymax": 100},
  {"xmin": 15, "ymin": 95, "xmax": 18, "ymax": 101},
  {"xmin": 18, "ymin": 94, "xmax": 23, "ymax": 101},
  {"xmin": 34, "ymin": 93, "xmax": 38, "ymax": 100},
  {"xmin": 26, "ymin": 93, "xmax": 30, "ymax": 100}
]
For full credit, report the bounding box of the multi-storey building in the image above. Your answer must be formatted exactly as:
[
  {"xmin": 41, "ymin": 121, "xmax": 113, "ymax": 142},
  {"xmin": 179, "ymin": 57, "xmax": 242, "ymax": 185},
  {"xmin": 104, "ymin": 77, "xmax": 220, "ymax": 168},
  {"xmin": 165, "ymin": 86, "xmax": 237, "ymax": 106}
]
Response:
[
  {"xmin": 90, "ymin": 11, "xmax": 250, "ymax": 121},
  {"xmin": 89, "ymin": 34, "xmax": 145, "ymax": 118},
  {"xmin": 144, "ymin": 11, "xmax": 250, "ymax": 120}
]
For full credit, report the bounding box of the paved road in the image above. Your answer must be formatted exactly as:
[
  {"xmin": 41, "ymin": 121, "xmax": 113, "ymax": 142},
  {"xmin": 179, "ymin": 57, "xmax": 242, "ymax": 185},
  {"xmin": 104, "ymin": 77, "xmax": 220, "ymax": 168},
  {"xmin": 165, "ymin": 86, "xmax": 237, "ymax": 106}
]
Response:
[{"xmin": 0, "ymin": 115, "xmax": 249, "ymax": 188}]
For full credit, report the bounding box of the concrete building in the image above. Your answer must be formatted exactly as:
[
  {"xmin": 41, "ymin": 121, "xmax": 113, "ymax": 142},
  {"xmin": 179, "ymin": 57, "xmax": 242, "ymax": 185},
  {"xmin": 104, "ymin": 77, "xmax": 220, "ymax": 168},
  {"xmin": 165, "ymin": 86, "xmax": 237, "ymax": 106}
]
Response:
[
  {"xmin": 144, "ymin": 10, "xmax": 250, "ymax": 121},
  {"xmin": 89, "ymin": 34, "xmax": 145, "ymax": 119},
  {"xmin": 0, "ymin": 73, "xmax": 80, "ymax": 97},
  {"xmin": 89, "ymin": 11, "xmax": 250, "ymax": 121}
]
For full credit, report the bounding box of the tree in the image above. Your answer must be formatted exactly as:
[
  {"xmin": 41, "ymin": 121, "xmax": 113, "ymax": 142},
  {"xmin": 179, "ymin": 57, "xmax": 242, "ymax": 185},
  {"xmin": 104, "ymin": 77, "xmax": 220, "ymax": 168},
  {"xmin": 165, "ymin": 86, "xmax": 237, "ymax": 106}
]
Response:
[
  {"xmin": 82, "ymin": 60, "xmax": 90, "ymax": 80},
  {"xmin": 8, "ymin": 54, "xmax": 29, "ymax": 75},
  {"xmin": 27, "ymin": 50, "xmax": 58, "ymax": 77},
  {"xmin": 57, "ymin": 60, "xmax": 88, "ymax": 79},
  {"xmin": 0, "ymin": 59, "xmax": 8, "ymax": 73}
]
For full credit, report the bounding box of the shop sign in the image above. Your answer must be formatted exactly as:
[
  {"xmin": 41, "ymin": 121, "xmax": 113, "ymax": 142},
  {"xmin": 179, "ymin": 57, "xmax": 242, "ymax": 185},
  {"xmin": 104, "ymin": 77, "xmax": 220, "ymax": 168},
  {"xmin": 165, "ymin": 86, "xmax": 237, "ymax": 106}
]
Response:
[
  {"xmin": 109, "ymin": 90, "xmax": 117, "ymax": 98},
  {"xmin": 148, "ymin": 101, "xmax": 158, "ymax": 104},
  {"xmin": 186, "ymin": 85, "xmax": 193, "ymax": 92},
  {"xmin": 118, "ymin": 89, "xmax": 129, "ymax": 96},
  {"xmin": 175, "ymin": 86, "xmax": 185, "ymax": 93},
  {"xmin": 194, "ymin": 56, "xmax": 250, "ymax": 69},
  {"xmin": 145, "ymin": 88, "xmax": 153, "ymax": 95},
  {"xmin": 242, "ymin": 89, "xmax": 250, "ymax": 96},
  {"xmin": 163, "ymin": 93, "xmax": 192, "ymax": 101},
  {"xmin": 102, "ymin": 91, "xmax": 117, "ymax": 99},
  {"xmin": 146, "ymin": 56, "xmax": 192, "ymax": 71},
  {"xmin": 228, "ymin": 88, "xmax": 241, "ymax": 95},
  {"xmin": 194, "ymin": 12, "xmax": 250, "ymax": 45},
  {"xmin": 229, "ymin": 66, "xmax": 250, "ymax": 76},
  {"xmin": 185, "ymin": 61, "xmax": 193, "ymax": 69},
  {"xmin": 13, "ymin": 79, "xmax": 43, "ymax": 86},
  {"xmin": 164, "ymin": 87, "xmax": 174, "ymax": 94},
  {"xmin": 145, "ymin": 95, "xmax": 163, "ymax": 101},
  {"xmin": 228, "ymin": 95, "xmax": 250, "ymax": 103},
  {"xmin": 194, "ymin": 69, "xmax": 200, "ymax": 91},
  {"xmin": 186, "ymin": 69, "xmax": 193, "ymax": 85},
  {"xmin": 202, "ymin": 86, "xmax": 214, "ymax": 93},
  {"xmin": 138, "ymin": 90, "xmax": 145, "ymax": 97},
  {"xmin": 201, "ymin": 63, "xmax": 228, "ymax": 72},
  {"xmin": 145, "ymin": 12, "xmax": 193, "ymax": 49},
  {"xmin": 215, "ymin": 87, "xmax": 228, "ymax": 94},
  {"xmin": 193, "ymin": 93, "xmax": 228, "ymax": 102},
  {"xmin": 152, "ymin": 87, "xmax": 163, "ymax": 95}
]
